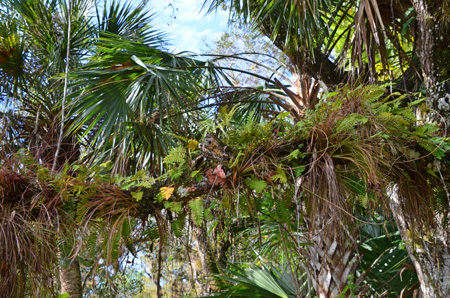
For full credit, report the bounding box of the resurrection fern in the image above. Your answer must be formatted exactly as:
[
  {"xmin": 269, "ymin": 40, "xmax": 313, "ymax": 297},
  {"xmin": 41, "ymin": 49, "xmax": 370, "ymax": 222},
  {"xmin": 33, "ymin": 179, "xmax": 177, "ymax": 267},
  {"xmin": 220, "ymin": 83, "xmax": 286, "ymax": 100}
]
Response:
[
  {"xmin": 171, "ymin": 213, "xmax": 186, "ymax": 238},
  {"xmin": 204, "ymin": 209, "xmax": 214, "ymax": 221},
  {"xmin": 168, "ymin": 166, "xmax": 185, "ymax": 180},
  {"xmin": 189, "ymin": 198, "xmax": 204, "ymax": 226},
  {"xmin": 163, "ymin": 146, "xmax": 185, "ymax": 165},
  {"xmin": 219, "ymin": 105, "xmax": 240, "ymax": 129},
  {"xmin": 163, "ymin": 146, "xmax": 189, "ymax": 180},
  {"xmin": 144, "ymin": 227, "xmax": 160, "ymax": 240},
  {"xmin": 434, "ymin": 190, "xmax": 450, "ymax": 219},
  {"xmin": 415, "ymin": 123, "xmax": 440, "ymax": 136},
  {"xmin": 245, "ymin": 178, "xmax": 268, "ymax": 193},
  {"xmin": 270, "ymin": 166, "xmax": 287, "ymax": 184},
  {"xmin": 418, "ymin": 140, "xmax": 438, "ymax": 156},
  {"xmin": 275, "ymin": 200, "xmax": 291, "ymax": 224},
  {"xmin": 334, "ymin": 114, "xmax": 368, "ymax": 133},
  {"xmin": 429, "ymin": 137, "xmax": 450, "ymax": 159},
  {"xmin": 283, "ymin": 148, "xmax": 303, "ymax": 162}
]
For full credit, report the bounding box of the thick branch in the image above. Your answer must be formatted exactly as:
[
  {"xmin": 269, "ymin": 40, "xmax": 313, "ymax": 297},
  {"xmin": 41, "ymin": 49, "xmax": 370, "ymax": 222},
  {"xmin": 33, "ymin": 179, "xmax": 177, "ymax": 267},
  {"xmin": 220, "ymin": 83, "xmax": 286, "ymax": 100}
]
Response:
[{"xmin": 257, "ymin": 13, "xmax": 347, "ymax": 87}]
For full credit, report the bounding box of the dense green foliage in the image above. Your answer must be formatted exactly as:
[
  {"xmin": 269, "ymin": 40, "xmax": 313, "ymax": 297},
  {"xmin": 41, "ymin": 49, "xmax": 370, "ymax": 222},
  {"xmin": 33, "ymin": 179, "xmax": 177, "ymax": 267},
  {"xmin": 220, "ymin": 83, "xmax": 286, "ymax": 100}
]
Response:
[{"xmin": 1, "ymin": 0, "xmax": 450, "ymax": 297}]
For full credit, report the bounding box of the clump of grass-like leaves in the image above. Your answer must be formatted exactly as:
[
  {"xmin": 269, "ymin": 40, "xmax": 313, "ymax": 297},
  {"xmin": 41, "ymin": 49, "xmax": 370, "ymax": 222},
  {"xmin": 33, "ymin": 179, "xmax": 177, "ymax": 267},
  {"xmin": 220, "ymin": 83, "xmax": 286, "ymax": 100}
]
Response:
[
  {"xmin": 0, "ymin": 153, "xmax": 63, "ymax": 297},
  {"xmin": 295, "ymin": 84, "xmax": 449, "ymax": 234}
]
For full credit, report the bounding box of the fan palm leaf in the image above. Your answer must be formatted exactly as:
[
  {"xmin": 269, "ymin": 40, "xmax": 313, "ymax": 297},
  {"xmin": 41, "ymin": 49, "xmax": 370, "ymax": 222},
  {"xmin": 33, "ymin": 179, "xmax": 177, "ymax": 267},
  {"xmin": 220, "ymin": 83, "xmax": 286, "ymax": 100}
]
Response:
[
  {"xmin": 0, "ymin": 20, "xmax": 27, "ymax": 100},
  {"xmin": 68, "ymin": 34, "xmax": 226, "ymax": 174},
  {"xmin": 10, "ymin": 0, "xmax": 94, "ymax": 74},
  {"xmin": 206, "ymin": 264, "xmax": 311, "ymax": 298},
  {"xmin": 203, "ymin": 0, "xmax": 331, "ymax": 52}
]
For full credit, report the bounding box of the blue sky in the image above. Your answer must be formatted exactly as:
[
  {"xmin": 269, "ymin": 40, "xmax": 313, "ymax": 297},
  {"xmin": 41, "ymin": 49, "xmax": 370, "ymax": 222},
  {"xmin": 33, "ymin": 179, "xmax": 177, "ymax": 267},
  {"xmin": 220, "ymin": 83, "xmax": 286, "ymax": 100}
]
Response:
[{"xmin": 150, "ymin": 0, "xmax": 230, "ymax": 53}]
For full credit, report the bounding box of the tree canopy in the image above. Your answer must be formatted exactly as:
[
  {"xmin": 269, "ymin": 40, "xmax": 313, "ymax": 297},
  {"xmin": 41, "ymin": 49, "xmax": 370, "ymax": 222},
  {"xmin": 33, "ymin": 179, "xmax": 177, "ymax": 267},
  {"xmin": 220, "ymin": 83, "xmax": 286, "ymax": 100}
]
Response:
[{"xmin": 1, "ymin": 0, "xmax": 450, "ymax": 298}]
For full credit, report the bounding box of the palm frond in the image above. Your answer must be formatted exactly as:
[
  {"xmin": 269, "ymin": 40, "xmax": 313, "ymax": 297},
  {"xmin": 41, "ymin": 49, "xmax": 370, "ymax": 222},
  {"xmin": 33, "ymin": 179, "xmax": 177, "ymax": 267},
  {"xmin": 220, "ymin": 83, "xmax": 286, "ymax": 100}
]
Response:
[
  {"xmin": 0, "ymin": 19, "xmax": 27, "ymax": 101},
  {"xmin": 358, "ymin": 218, "xmax": 419, "ymax": 296},
  {"xmin": 68, "ymin": 34, "xmax": 226, "ymax": 173},
  {"xmin": 97, "ymin": 0, "xmax": 163, "ymax": 45},
  {"xmin": 207, "ymin": 264, "xmax": 312, "ymax": 298},
  {"xmin": 203, "ymin": 0, "xmax": 331, "ymax": 52}
]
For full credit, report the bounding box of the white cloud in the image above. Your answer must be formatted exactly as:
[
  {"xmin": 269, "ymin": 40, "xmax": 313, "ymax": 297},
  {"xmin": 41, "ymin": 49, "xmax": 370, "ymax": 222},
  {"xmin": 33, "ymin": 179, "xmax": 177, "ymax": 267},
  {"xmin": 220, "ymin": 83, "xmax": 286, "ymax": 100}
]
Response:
[{"xmin": 149, "ymin": 0, "xmax": 229, "ymax": 53}]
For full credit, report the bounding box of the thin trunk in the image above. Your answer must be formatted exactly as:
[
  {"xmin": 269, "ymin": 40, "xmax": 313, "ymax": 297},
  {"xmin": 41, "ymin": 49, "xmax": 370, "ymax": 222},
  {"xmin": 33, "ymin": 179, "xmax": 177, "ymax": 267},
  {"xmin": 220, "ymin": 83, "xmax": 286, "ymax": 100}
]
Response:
[
  {"xmin": 60, "ymin": 260, "xmax": 82, "ymax": 298},
  {"xmin": 389, "ymin": 185, "xmax": 450, "ymax": 297},
  {"xmin": 157, "ymin": 240, "xmax": 163, "ymax": 298}
]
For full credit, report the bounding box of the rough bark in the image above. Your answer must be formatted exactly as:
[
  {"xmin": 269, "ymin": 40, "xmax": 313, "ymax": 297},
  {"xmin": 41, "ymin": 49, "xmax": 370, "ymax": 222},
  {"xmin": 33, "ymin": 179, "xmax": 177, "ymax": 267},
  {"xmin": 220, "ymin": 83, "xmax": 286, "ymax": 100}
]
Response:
[
  {"xmin": 195, "ymin": 225, "xmax": 215, "ymax": 294},
  {"xmin": 300, "ymin": 153, "xmax": 361, "ymax": 297},
  {"xmin": 393, "ymin": 2, "xmax": 450, "ymax": 296},
  {"xmin": 389, "ymin": 185, "xmax": 450, "ymax": 298},
  {"xmin": 60, "ymin": 260, "xmax": 82, "ymax": 298},
  {"xmin": 411, "ymin": 0, "xmax": 450, "ymax": 116},
  {"xmin": 305, "ymin": 216, "xmax": 359, "ymax": 298}
]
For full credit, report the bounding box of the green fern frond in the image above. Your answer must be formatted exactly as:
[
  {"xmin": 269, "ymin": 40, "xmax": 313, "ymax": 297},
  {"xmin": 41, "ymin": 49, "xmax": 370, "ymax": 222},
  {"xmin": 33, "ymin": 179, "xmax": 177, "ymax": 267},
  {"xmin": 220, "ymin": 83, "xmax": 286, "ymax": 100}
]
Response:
[
  {"xmin": 408, "ymin": 97, "xmax": 425, "ymax": 107},
  {"xmin": 163, "ymin": 146, "xmax": 185, "ymax": 165},
  {"xmin": 335, "ymin": 114, "xmax": 368, "ymax": 133},
  {"xmin": 189, "ymin": 198, "xmax": 204, "ymax": 226},
  {"xmin": 245, "ymin": 178, "xmax": 268, "ymax": 193},
  {"xmin": 275, "ymin": 201, "xmax": 291, "ymax": 224},
  {"xmin": 418, "ymin": 140, "xmax": 436, "ymax": 155},
  {"xmin": 283, "ymin": 149, "xmax": 302, "ymax": 162},
  {"xmin": 168, "ymin": 167, "xmax": 184, "ymax": 180},
  {"xmin": 270, "ymin": 167, "xmax": 287, "ymax": 183},
  {"xmin": 204, "ymin": 209, "xmax": 214, "ymax": 221},
  {"xmin": 171, "ymin": 213, "xmax": 186, "ymax": 238},
  {"xmin": 144, "ymin": 227, "xmax": 160, "ymax": 240}
]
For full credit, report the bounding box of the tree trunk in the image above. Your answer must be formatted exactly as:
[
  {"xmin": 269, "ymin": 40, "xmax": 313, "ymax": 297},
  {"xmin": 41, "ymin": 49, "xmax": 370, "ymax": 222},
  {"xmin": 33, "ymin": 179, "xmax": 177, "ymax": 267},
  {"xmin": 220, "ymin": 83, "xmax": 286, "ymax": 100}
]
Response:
[
  {"xmin": 60, "ymin": 260, "xmax": 82, "ymax": 298},
  {"xmin": 389, "ymin": 185, "xmax": 450, "ymax": 297},
  {"xmin": 301, "ymin": 153, "xmax": 360, "ymax": 297},
  {"xmin": 195, "ymin": 224, "xmax": 217, "ymax": 294},
  {"xmin": 411, "ymin": 0, "xmax": 450, "ymax": 115},
  {"xmin": 305, "ymin": 217, "xmax": 359, "ymax": 298},
  {"xmin": 398, "ymin": 2, "xmax": 450, "ymax": 295}
]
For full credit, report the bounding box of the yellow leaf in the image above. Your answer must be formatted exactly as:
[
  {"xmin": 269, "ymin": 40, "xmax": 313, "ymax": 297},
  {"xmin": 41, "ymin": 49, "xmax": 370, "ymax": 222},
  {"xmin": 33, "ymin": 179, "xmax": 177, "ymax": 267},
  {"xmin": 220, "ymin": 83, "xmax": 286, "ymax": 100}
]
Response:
[
  {"xmin": 187, "ymin": 139, "xmax": 198, "ymax": 151},
  {"xmin": 160, "ymin": 186, "xmax": 175, "ymax": 200}
]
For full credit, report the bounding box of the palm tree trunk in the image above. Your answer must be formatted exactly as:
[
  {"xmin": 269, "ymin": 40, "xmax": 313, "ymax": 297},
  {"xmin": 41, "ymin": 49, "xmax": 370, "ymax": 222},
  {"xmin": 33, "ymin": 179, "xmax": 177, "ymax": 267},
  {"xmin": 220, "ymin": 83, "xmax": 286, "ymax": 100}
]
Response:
[
  {"xmin": 60, "ymin": 260, "xmax": 82, "ymax": 298},
  {"xmin": 389, "ymin": 185, "xmax": 450, "ymax": 297},
  {"xmin": 305, "ymin": 217, "xmax": 359, "ymax": 298}
]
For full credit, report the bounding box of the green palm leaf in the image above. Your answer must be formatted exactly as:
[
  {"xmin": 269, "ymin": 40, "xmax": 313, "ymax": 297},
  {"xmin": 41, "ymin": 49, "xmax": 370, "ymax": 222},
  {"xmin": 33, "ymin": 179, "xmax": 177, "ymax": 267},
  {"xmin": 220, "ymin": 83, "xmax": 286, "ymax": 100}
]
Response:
[
  {"xmin": 206, "ymin": 264, "xmax": 310, "ymax": 298},
  {"xmin": 97, "ymin": 0, "xmax": 163, "ymax": 44},
  {"xmin": 203, "ymin": 0, "xmax": 331, "ymax": 51},
  {"xmin": 68, "ymin": 33, "xmax": 225, "ymax": 173}
]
